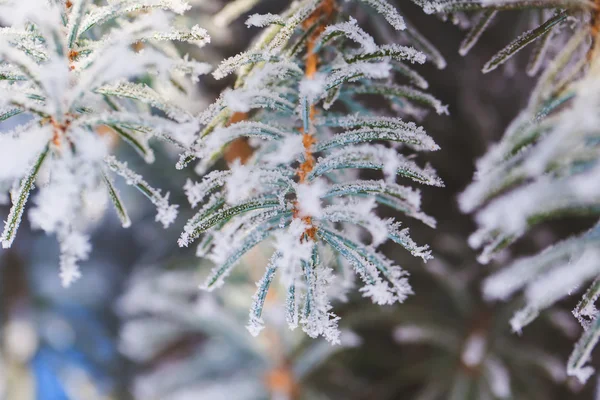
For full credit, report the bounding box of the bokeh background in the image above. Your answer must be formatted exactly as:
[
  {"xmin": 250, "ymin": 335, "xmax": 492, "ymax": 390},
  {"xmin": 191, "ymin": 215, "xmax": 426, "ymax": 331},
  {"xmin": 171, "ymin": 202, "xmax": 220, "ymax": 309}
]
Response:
[{"xmin": 0, "ymin": 1, "xmax": 597, "ymax": 399}]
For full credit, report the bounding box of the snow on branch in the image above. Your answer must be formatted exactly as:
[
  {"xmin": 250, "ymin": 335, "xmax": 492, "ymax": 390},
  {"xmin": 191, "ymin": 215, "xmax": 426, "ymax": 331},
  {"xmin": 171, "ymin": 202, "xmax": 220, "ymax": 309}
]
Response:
[
  {"xmin": 453, "ymin": 0, "xmax": 600, "ymax": 384},
  {"xmin": 0, "ymin": 0, "xmax": 206, "ymax": 283},
  {"xmin": 179, "ymin": 0, "xmax": 445, "ymax": 343}
]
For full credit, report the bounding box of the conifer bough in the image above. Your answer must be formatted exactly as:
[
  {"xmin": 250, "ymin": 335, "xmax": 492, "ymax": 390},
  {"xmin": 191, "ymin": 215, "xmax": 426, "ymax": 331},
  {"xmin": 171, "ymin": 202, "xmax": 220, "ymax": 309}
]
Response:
[
  {"xmin": 0, "ymin": 0, "xmax": 209, "ymax": 287},
  {"xmin": 179, "ymin": 0, "xmax": 446, "ymax": 343},
  {"xmin": 432, "ymin": 0, "xmax": 600, "ymax": 384}
]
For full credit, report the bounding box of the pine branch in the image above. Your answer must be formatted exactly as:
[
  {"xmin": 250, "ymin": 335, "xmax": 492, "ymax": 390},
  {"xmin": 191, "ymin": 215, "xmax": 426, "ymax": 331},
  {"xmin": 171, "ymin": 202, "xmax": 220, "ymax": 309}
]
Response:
[
  {"xmin": 449, "ymin": 0, "xmax": 600, "ymax": 385},
  {"xmin": 179, "ymin": 0, "xmax": 446, "ymax": 343},
  {"xmin": 0, "ymin": 0, "xmax": 207, "ymax": 284}
]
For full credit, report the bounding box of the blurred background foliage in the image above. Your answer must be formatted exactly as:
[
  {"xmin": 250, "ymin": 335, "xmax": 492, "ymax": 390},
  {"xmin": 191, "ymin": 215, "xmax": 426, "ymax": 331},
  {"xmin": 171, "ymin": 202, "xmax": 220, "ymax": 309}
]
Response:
[{"xmin": 0, "ymin": 0, "xmax": 598, "ymax": 399}]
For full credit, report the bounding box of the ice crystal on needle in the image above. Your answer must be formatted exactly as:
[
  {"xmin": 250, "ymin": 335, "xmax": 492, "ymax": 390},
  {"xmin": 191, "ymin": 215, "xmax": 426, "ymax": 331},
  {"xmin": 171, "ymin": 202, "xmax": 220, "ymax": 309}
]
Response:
[
  {"xmin": 178, "ymin": 0, "xmax": 446, "ymax": 343},
  {"xmin": 0, "ymin": 0, "xmax": 209, "ymax": 286}
]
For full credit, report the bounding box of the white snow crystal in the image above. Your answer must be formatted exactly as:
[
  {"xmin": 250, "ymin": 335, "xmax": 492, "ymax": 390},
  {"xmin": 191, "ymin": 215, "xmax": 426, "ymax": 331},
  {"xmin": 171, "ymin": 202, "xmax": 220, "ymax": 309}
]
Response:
[
  {"xmin": 0, "ymin": 122, "xmax": 51, "ymax": 181},
  {"xmin": 295, "ymin": 179, "xmax": 328, "ymax": 218},
  {"xmin": 245, "ymin": 13, "xmax": 284, "ymax": 28},
  {"xmin": 322, "ymin": 18, "xmax": 377, "ymax": 53},
  {"xmin": 299, "ymin": 73, "xmax": 327, "ymax": 104},
  {"xmin": 461, "ymin": 333, "xmax": 487, "ymax": 367},
  {"xmin": 225, "ymin": 160, "xmax": 256, "ymax": 204}
]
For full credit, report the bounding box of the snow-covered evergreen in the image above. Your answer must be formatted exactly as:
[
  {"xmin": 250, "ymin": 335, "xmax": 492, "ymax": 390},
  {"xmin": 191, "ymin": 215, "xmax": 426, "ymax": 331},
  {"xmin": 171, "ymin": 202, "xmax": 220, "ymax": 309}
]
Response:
[
  {"xmin": 435, "ymin": 0, "xmax": 600, "ymax": 384},
  {"xmin": 7, "ymin": 0, "xmax": 600, "ymax": 395},
  {"xmin": 177, "ymin": 0, "xmax": 446, "ymax": 343},
  {"xmin": 0, "ymin": 0, "xmax": 209, "ymax": 286}
]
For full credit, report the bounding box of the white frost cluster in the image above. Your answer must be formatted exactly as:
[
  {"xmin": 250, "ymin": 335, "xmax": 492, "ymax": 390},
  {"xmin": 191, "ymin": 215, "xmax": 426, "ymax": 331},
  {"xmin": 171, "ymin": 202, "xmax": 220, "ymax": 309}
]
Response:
[
  {"xmin": 245, "ymin": 13, "xmax": 284, "ymax": 28},
  {"xmin": 0, "ymin": 0, "xmax": 208, "ymax": 285},
  {"xmin": 320, "ymin": 18, "xmax": 378, "ymax": 53}
]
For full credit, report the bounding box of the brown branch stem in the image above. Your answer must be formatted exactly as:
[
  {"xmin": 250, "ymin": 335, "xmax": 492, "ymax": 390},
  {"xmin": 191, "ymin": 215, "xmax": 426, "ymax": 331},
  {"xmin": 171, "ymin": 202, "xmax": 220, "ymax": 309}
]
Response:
[
  {"xmin": 294, "ymin": 0, "xmax": 336, "ymax": 242},
  {"xmin": 588, "ymin": 0, "xmax": 600, "ymax": 65}
]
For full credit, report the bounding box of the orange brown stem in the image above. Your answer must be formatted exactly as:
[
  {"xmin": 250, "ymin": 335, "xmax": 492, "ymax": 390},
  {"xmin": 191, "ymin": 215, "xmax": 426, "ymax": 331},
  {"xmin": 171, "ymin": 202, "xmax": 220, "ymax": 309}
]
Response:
[
  {"xmin": 588, "ymin": 0, "xmax": 600, "ymax": 62},
  {"xmin": 303, "ymin": 0, "xmax": 336, "ymax": 80},
  {"xmin": 68, "ymin": 50, "xmax": 79, "ymax": 70},
  {"xmin": 68, "ymin": 50, "xmax": 78, "ymax": 61},
  {"xmin": 224, "ymin": 111, "xmax": 255, "ymax": 165},
  {"xmin": 265, "ymin": 362, "xmax": 300, "ymax": 399},
  {"xmin": 297, "ymin": 133, "xmax": 316, "ymax": 183},
  {"xmin": 50, "ymin": 116, "xmax": 71, "ymax": 147},
  {"xmin": 132, "ymin": 41, "xmax": 145, "ymax": 53},
  {"xmin": 298, "ymin": 0, "xmax": 337, "ymax": 180},
  {"xmin": 293, "ymin": 0, "xmax": 337, "ymax": 243}
]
